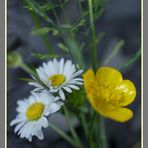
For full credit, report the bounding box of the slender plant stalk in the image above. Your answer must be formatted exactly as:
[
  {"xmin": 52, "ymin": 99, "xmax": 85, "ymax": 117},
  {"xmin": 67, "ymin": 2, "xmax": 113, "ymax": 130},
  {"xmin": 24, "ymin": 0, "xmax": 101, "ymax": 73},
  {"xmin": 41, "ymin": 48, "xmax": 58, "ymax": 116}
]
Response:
[
  {"xmin": 103, "ymin": 40, "xmax": 125, "ymax": 65},
  {"xmin": 88, "ymin": 112, "xmax": 97, "ymax": 148},
  {"xmin": 24, "ymin": 0, "xmax": 55, "ymax": 26},
  {"xmin": 30, "ymin": 11, "xmax": 53, "ymax": 54},
  {"xmin": 59, "ymin": 0, "xmax": 84, "ymax": 68},
  {"xmin": 20, "ymin": 63, "xmax": 36, "ymax": 76},
  {"xmin": 63, "ymin": 106, "xmax": 83, "ymax": 148},
  {"xmin": 87, "ymin": 1, "xmax": 106, "ymax": 147},
  {"xmin": 79, "ymin": 112, "xmax": 88, "ymax": 138},
  {"xmin": 88, "ymin": 0, "xmax": 97, "ymax": 71},
  {"xmin": 20, "ymin": 63, "xmax": 51, "ymax": 90},
  {"xmin": 98, "ymin": 116, "xmax": 106, "ymax": 148},
  {"xmin": 53, "ymin": 2, "xmax": 85, "ymax": 68},
  {"xmin": 48, "ymin": 122, "xmax": 76, "ymax": 147},
  {"xmin": 120, "ymin": 49, "xmax": 141, "ymax": 71},
  {"xmin": 77, "ymin": 0, "xmax": 83, "ymax": 18},
  {"xmin": 52, "ymin": 7, "xmax": 80, "ymax": 68},
  {"xmin": 59, "ymin": 0, "xmax": 69, "ymax": 24}
]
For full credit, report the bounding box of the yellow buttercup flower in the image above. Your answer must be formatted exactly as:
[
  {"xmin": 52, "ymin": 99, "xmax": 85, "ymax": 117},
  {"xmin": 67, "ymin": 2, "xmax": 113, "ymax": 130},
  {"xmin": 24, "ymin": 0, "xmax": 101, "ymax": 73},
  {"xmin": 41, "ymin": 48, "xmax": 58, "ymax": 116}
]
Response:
[{"xmin": 83, "ymin": 67, "xmax": 136, "ymax": 122}]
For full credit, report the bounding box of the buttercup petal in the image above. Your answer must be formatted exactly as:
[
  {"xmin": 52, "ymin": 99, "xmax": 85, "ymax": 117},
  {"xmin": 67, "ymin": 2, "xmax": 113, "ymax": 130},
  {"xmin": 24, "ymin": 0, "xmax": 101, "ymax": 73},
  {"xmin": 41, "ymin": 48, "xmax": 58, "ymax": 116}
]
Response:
[
  {"xmin": 96, "ymin": 105, "xmax": 133, "ymax": 122},
  {"xmin": 83, "ymin": 69, "xmax": 95, "ymax": 92},
  {"xmin": 83, "ymin": 67, "xmax": 136, "ymax": 122},
  {"xmin": 116, "ymin": 80, "xmax": 136, "ymax": 106},
  {"xmin": 95, "ymin": 67, "xmax": 123, "ymax": 87}
]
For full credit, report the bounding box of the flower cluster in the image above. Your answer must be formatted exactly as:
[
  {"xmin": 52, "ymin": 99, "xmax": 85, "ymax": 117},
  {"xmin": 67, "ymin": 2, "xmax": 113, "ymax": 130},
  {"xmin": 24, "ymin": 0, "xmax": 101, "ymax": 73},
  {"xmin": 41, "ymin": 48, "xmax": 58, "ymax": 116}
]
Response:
[
  {"xmin": 10, "ymin": 58, "xmax": 83, "ymax": 141},
  {"xmin": 10, "ymin": 59, "xmax": 137, "ymax": 142}
]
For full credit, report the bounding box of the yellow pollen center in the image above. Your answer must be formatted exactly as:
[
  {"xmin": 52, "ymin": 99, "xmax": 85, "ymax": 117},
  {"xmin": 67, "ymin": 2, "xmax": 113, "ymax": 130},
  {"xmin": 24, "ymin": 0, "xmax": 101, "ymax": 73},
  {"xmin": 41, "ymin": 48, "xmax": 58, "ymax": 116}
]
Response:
[
  {"xmin": 26, "ymin": 103, "xmax": 45, "ymax": 121},
  {"xmin": 49, "ymin": 74, "xmax": 65, "ymax": 86}
]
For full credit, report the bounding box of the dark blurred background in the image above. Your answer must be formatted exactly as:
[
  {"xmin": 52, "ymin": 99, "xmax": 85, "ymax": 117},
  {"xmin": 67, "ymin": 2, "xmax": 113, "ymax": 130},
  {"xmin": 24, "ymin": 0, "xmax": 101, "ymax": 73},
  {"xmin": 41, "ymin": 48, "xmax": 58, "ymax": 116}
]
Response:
[{"xmin": 7, "ymin": 0, "xmax": 141, "ymax": 148}]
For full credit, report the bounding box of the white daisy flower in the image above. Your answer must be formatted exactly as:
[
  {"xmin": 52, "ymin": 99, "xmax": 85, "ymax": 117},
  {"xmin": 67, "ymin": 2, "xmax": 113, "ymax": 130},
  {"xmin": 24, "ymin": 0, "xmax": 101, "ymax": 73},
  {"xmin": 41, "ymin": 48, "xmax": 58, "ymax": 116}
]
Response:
[
  {"xmin": 29, "ymin": 58, "xmax": 83, "ymax": 100},
  {"xmin": 10, "ymin": 91, "xmax": 63, "ymax": 141}
]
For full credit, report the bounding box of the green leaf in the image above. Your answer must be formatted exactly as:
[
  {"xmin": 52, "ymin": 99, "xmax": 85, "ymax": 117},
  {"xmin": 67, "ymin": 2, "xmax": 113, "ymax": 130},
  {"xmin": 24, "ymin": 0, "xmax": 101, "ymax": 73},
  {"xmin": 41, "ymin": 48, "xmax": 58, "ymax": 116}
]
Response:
[
  {"xmin": 66, "ymin": 88, "xmax": 86, "ymax": 113},
  {"xmin": 95, "ymin": 32, "xmax": 105, "ymax": 44},
  {"xmin": 17, "ymin": 77, "xmax": 36, "ymax": 82},
  {"xmin": 103, "ymin": 40, "xmax": 125, "ymax": 65},
  {"xmin": 59, "ymin": 19, "xmax": 86, "ymax": 31},
  {"xmin": 24, "ymin": 0, "xmax": 56, "ymax": 27},
  {"xmin": 80, "ymin": 42, "xmax": 85, "ymax": 51},
  {"xmin": 24, "ymin": 5, "xmax": 34, "ymax": 11},
  {"xmin": 40, "ymin": 2, "xmax": 60, "ymax": 12},
  {"xmin": 32, "ymin": 53, "xmax": 59, "ymax": 59},
  {"xmin": 58, "ymin": 43, "xmax": 69, "ymax": 53},
  {"xmin": 19, "ymin": 63, "xmax": 50, "ymax": 90},
  {"xmin": 120, "ymin": 50, "xmax": 141, "ymax": 71},
  {"xmin": 93, "ymin": 0, "xmax": 107, "ymax": 20},
  {"xmin": 30, "ymin": 11, "xmax": 53, "ymax": 54},
  {"xmin": 76, "ymin": 19, "xmax": 86, "ymax": 27},
  {"xmin": 60, "ymin": 24, "xmax": 76, "ymax": 31},
  {"xmin": 31, "ymin": 27, "xmax": 50, "ymax": 36},
  {"xmin": 83, "ymin": 10, "xmax": 89, "ymax": 17},
  {"xmin": 63, "ymin": 0, "xmax": 69, "ymax": 5}
]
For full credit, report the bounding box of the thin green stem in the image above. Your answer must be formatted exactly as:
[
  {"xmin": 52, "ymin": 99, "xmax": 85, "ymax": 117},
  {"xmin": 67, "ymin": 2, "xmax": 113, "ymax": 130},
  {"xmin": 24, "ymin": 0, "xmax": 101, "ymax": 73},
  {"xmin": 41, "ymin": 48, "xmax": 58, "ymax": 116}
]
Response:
[
  {"xmin": 103, "ymin": 40, "xmax": 125, "ymax": 65},
  {"xmin": 98, "ymin": 116, "xmax": 106, "ymax": 148},
  {"xmin": 52, "ymin": 9, "xmax": 60, "ymax": 25},
  {"xmin": 79, "ymin": 112, "xmax": 88, "ymax": 138},
  {"xmin": 88, "ymin": 112, "xmax": 97, "ymax": 148},
  {"xmin": 51, "ymin": 7, "xmax": 79, "ymax": 68},
  {"xmin": 88, "ymin": 0, "xmax": 97, "ymax": 71},
  {"xmin": 20, "ymin": 63, "xmax": 50, "ymax": 90},
  {"xmin": 63, "ymin": 106, "xmax": 83, "ymax": 148},
  {"xmin": 77, "ymin": 0, "xmax": 83, "ymax": 18},
  {"xmin": 120, "ymin": 49, "xmax": 141, "ymax": 72},
  {"xmin": 48, "ymin": 122, "xmax": 76, "ymax": 147},
  {"xmin": 20, "ymin": 63, "xmax": 36, "ymax": 76},
  {"xmin": 30, "ymin": 11, "xmax": 53, "ymax": 54},
  {"xmin": 52, "ymin": 2, "xmax": 84, "ymax": 68},
  {"xmin": 59, "ymin": 0, "xmax": 69, "ymax": 24},
  {"xmin": 24, "ymin": 0, "xmax": 55, "ymax": 26}
]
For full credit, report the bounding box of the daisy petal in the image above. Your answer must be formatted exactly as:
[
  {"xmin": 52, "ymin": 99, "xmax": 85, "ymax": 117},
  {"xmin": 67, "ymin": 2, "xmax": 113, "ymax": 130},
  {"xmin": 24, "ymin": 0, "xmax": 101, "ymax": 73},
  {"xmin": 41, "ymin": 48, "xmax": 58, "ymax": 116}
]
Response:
[
  {"xmin": 59, "ymin": 58, "xmax": 64, "ymax": 73},
  {"xmin": 63, "ymin": 86, "xmax": 72, "ymax": 93},
  {"xmin": 59, "ymin": 89, "xmax": 65, "ymax": 100},
  {"xmin": 67, "ymin": 85, "xmax": 80, "ymax": 90},
  {"xmin": 14, "ymin": 121, "xmax": 26, "ymax": 133},
  {"xmin": 10, "ymin": 91, "xmax": 62, "ymax": 141},
  {"xmin": 36, "ymin": 130, "xmax": 44, "ymax": 140}
]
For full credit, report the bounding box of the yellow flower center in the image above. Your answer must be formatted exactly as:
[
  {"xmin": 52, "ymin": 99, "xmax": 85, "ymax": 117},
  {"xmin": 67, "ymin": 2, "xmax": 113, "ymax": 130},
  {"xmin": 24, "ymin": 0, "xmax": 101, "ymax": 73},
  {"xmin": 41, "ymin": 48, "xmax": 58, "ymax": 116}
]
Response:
[
  {"xmin": 26, "ymin": 103, "xmax": 45, "ymax": 121},
  {"xmin": 49, "ymin": 74, "xmax": 65, "ymax": 86}
]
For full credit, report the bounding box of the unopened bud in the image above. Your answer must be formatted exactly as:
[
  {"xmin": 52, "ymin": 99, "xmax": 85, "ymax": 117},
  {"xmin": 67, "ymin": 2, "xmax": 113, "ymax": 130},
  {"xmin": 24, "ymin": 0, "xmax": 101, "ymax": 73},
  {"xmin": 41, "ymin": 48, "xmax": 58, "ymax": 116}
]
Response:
[{"xmin": 8, "ymin": 51, "xmax": 23, "ymax": 68}]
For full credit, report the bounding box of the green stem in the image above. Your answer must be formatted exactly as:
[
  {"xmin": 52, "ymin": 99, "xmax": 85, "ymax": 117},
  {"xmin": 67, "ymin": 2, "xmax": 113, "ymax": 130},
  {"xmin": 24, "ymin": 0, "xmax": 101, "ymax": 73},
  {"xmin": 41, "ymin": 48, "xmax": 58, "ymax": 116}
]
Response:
[
  {"xmin": 88, "ymin": 0, "xmax": 97, "ymax": 71},
  {"xmin": 30, "ymin": 11, "xmax": 53, "ymax": 54},
  {"xmin": 77, "ymin": 0, "xmax": 83, "ymax": 18},
  {"xmin": 52, "ymin": 6, "xmax": 80, "ymax": 68},
  {"xmin": 63, "ymin": 106, "xmax": 83, "ymax": 148},
  {"xmin": 120, "ymin": 49, "xmax": 141, "ymax": 72},
  {"xmin": 88, "ymin": 112, "xmax": 97, "ymax": 148},
  {"xmin": 98, "ymin": 116, "xmax": 106, "ymax": 148},
  {"xmin": 79, "ymin": 112, "xmax": 88, "ymax": 138},
  {"xmin": 20, "ymin": 63, "xmax": 50, "ymax": 89},
  {"xmin": 59, "ymin": 0, "xmax": 69, "ymax": 24},
  {"xmin": 20, "ymin": 63, "xmax": 36, "ymax": 76},
  {"xmin": 103, "ymin": 40, "xmax": 125, "ymax": 65},
  {"xmin": 24, "ymin": 0, "xmax": 55, "ymax": 26},
  {"xmin": 53, "ymin": 2, "xmax": 85, "ymax": 68},
  {"xmin": 48, "ymin": 122, "xmax": 76, "ymax": 147}
]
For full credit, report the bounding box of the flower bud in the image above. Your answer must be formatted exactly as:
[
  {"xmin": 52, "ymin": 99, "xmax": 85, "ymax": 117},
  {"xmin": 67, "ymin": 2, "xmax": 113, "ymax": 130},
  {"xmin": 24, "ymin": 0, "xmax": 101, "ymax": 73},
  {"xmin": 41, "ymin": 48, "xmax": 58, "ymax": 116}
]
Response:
[
  {"xmin": 8, "ymin": 51, "xmax": 23, "ymax": 68},
  {"xmin": 66, "ymin": 88, "xmax": 86, "ymax": 113}
]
